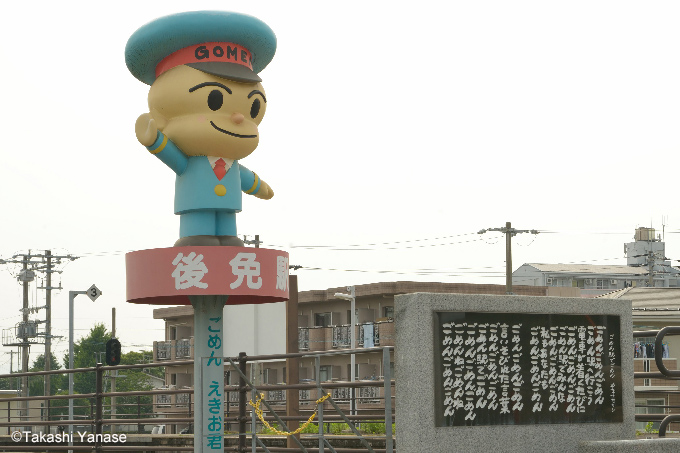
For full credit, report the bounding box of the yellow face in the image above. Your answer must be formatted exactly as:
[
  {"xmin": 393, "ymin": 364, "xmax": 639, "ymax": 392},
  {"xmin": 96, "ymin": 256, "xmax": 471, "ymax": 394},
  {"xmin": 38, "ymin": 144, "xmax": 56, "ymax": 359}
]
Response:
[{"xmin": 147, "ymin": 65, "xmax": 266, "ymax": 159}]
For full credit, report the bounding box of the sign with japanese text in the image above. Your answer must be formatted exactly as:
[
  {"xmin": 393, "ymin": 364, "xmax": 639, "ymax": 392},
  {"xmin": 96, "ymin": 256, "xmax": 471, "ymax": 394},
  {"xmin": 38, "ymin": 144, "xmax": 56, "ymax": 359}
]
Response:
[
  {"xmin": 434, "ymin": 312, "xmax": 622, "ymax": 427},
  {"xmin": 202, "ymin": 315, "xmax": 223, "ymax": 450},
  {"xmin": 125, "ymin": 247, "xmax": 289, "ymax": 305}
]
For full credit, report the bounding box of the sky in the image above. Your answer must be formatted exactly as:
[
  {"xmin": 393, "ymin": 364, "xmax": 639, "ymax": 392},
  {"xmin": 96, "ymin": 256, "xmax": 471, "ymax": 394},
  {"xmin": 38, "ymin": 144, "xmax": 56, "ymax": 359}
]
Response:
[{"xmin": 0, "ymin": 1, "xmax": 679, "ymax": 374}]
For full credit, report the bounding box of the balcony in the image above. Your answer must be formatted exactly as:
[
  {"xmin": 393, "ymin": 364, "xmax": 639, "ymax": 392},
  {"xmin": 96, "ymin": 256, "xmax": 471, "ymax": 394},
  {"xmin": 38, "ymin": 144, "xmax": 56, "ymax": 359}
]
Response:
[
  {"xmin": 175, "ymin": 392, "xmax": 191, "ymax": 408},
  {"xmin": 155, "ymin": 341, "xmax": 172, "ymax": 361},
  {"xmin": 259, "ymin": 386, "xmax": 380, "ymax": 408},
  {"xmin": 299, "ymin": 328, "xmax": 310, "ymax": 351},
  {"xmin": 175, "ymin": 338, "xmax": 192, "ymax": 359},
  {"xmin": 299, "ymin": 326, "xmax": 330, "ymax": 352},
  {"xmin": 154, "ymin": 390, "xmax": 194, "ymax": 414},
  {"xmin": 332, "ymin": 325, "xmax": 351, "ymax": 348},
  {"xmin": 267, "ymin": 389, "xmax": 285, "ymax": 402},
  {"xmin": 156, "ymin": 393, "xmax": 172, "ymax": 407},
  {"xmin": 298, "ymin": 320, "xmax": 395, "ymax": 352},
  {"xmin": 153, "ymin": 338, "xmax": 194, "ymax": 361},
  {"xmin": 358, "ymin": 323, "xmax": 380, "ymax": 347}
]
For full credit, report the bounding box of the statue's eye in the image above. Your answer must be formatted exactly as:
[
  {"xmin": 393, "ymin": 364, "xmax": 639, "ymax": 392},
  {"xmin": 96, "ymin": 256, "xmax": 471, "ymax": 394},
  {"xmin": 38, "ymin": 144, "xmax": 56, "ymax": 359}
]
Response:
[
  {"xmin": 250, "ymin": 98, "xmax": 261, "ymax": 118},
  {"xmin": 208, "ymin": 90, "xmax": 223, "ymax": 111}
]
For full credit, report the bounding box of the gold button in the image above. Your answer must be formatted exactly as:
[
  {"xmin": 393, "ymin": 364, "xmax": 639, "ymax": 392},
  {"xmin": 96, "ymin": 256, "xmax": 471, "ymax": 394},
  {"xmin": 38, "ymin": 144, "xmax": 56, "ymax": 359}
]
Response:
[{"xmin": 214, "ymin": 184, "xmax": 227, "ymax": 196}]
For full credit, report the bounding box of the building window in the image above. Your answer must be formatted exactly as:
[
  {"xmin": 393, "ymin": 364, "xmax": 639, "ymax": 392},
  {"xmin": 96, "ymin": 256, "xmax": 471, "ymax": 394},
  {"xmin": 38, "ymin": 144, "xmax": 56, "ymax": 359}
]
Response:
[
  {"xmin": 319, "ymin": 365, "xmax": 332, "ymax": 382},
  {"xmin": 315, "ymin": 313, "xmax": 332, "ymax": 327},
  {"xmin": 384, "ymin": 306, "xmax": 394, "ymax": 319},
  {"xmin": 596, "ymin": 279, "xmax": 608, "ymax": 289},
  {"xmin": 635, "ymin": 398, "xmax": 665, "ymax": 431},
  {"xmin": 346, "ymin": 363, "xmax": 359, "ymax": 381},
  {"xmin": 264, "ymin": 368, "xmax": 278, "ymax": 384}
]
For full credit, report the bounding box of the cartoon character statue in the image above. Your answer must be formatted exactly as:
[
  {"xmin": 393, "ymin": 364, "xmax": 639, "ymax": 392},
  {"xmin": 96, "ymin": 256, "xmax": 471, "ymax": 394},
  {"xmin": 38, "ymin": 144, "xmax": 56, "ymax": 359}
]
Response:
[{"xmin": 125, "ymin": 11, "xmax": 276, "ymax": 246}]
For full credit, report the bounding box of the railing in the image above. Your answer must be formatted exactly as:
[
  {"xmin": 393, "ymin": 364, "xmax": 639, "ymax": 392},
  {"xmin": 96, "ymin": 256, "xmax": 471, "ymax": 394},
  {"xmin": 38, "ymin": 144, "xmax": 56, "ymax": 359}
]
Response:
[
  {"xmin": 175, "ymin": 392, "xmax": 191, "ymax": 407},
  {"xmin": 633, "ymin": 327, "xmax": 680, "ymax": 438},
  {"xmin": 175, "ymin": 338, "xmax": 192, "ymax": 359},
  {"xmin": 332, "ymin": 325, "xmax": 351, "ymax": 348},
  {"xmin": 155, "ymin": 341, "xmax": 172, "ymax": 360},
  {"xmin": 0, "ymin": 348, "xmax": 395, "ymax": 452},
  {"xmin": 0, "ymin": 359, "xmax": 195, "ymax": 451},
  {"xmin": 267, "ymin": 389, "xmax": 285, "ymax": 401},
  {"xmin": 332, "ymin": 386, "xmax": 351, "ymax": 402},
  {"xmin": 298, "ymin": 327, "xmax": 309, "ymax": 351},
  {"xmin": 155, "ymin": 393, "xmax": 172, "ymax": 407},
  {"xmin": 298, "ymin": 321, "xmax": 394, "ymax": 352},
  {"xmin": 225, "ymin": 347, "xmax": 395, "ymax": 453},
  {"xmin": 359, "ymin": 386, "xmax": 380, "ymax": 403},
  {"xmin": 359, "ymin": 323, "xmax": 380, "ymax": 347}
]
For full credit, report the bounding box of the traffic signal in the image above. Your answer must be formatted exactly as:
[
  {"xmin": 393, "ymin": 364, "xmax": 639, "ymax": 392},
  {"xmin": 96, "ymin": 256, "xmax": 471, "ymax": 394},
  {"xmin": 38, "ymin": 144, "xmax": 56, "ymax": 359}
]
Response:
[{"xmin": 106, "ymin": 338, "xmax": 121, "ymax": 366}]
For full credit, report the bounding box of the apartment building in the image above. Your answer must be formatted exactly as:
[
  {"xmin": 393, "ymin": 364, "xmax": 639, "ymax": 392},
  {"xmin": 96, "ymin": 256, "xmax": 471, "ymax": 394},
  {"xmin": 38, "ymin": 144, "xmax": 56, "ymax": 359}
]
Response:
[
  {"xmin": 597, "ymin": 287, "xmax": 680, "ymax": 432},
  {"xmin": 150, "ymin": 281, "xmax": 576, "ymax": 428},
  {"xmin": 513, "ymin": 227, "xmax": 680, "ymax": 298}
]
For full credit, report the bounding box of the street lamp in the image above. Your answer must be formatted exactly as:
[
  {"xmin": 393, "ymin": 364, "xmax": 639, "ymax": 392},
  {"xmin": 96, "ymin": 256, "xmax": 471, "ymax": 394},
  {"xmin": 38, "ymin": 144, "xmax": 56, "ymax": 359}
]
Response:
[{"xmin": 334, "ymin": 286, "xmax": 356, "ymax": 416}]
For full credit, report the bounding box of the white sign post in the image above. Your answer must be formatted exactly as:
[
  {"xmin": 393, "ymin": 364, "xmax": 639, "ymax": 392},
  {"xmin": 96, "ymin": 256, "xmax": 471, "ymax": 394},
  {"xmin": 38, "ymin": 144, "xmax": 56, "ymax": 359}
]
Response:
[{"xmin": 68, "ymin": 285, "xmax": 101, "ymax": 453}]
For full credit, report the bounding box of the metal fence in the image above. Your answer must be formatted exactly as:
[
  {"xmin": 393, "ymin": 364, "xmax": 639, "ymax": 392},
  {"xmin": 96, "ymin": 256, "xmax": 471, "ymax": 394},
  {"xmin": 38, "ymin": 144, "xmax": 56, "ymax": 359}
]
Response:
[
  {"xmin": 633, "ymin": 326, "xmax": 680, "ymax": 437},
  {"xmin": 0, "ymin": 347, "xmax": 395, "ymax": 452}
]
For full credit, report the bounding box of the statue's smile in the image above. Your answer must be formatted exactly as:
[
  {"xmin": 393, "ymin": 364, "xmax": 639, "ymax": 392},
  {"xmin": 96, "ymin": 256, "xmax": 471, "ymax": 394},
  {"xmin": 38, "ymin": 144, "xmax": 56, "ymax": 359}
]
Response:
[{"xmin": 210, "ymin": 121, "xmax": 257, "ymax": 138}]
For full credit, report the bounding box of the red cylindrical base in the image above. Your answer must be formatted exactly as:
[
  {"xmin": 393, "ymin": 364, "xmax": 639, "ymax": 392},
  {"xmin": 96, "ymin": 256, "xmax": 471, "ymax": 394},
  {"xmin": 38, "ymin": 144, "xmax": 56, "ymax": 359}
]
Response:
[{"xmin": 125, "ymin": 246, "xmax": 289, "ymax": 305}]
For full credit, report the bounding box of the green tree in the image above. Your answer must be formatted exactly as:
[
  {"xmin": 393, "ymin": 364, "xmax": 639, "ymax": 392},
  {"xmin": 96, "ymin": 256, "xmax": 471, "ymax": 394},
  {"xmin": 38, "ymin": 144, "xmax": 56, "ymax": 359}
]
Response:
[
  {"xmin": 111, "ymin": 350, "xmax": 164, "ymax": 418},
  {"xmin": 62, "ymin": 323, "xmax": 111, "ymax": 416},
  {"xmin": 0, "ymin": 375, "xmax": 15, "ymax": 391},
  {"xmin": 57, "ymin": 324, "xmax": 166, "ymax": 419},
  {"xmin": 28, "ymin": 353, "xmax": 66, "ymax": 397}
]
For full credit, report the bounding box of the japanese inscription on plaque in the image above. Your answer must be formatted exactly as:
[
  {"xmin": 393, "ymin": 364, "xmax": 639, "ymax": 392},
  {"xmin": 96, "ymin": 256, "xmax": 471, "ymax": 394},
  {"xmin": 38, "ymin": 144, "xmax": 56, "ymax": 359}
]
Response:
[{"xmin": 435, "ymin": 312, "xmax": 622, "ymax": 426}]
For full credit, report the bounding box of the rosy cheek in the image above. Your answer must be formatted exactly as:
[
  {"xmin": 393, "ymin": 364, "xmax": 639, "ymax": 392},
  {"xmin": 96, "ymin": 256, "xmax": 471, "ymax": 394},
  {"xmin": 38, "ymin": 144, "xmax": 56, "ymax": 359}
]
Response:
[{"xmin": 197, "ymin": 115, "xmax": 206, "ymax": 122}]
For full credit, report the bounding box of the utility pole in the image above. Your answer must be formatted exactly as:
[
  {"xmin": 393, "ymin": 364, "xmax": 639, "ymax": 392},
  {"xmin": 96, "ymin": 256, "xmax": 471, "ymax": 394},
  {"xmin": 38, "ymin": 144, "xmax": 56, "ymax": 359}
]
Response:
[
  {"xmin": 243, "ymin": 234, "xmax": 262, "ymax": 386},
  {"xmin": 478, "ymin": 222, "xmax": 539, "ymax": 294},
  {"xmin": 44, "ymin": 250, "xmax": 52, "ymax": 419},
  {"xmin": 35, "ymin": 251, "xmax": 76, "ymax": 399},
  {"xmin": 20, "ymin": 256, "xmax": 29, "ymax": 429},
  {"xmin": 243, "ymin": 234, "xmax": 262, "ymax": 248},
  {"xmin": 111, "ymin": 307, "xmax": 116, "ymax": 434},
  {"xmin": 0, "ymin": 250, "xmax": 77, "ymax": 433}
]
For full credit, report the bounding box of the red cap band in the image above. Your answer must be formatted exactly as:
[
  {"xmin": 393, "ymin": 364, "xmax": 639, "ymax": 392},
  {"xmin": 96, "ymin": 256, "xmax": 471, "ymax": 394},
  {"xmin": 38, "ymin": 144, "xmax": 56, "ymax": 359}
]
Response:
[{"xmin": 156, "ymin": 42, "xmax": 253, "ymax": 78}]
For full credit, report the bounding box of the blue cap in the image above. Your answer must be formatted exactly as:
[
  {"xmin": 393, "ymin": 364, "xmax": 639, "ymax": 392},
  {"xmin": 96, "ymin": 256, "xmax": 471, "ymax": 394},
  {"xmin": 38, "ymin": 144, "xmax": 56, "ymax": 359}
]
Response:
[{"xmin": 126, "ymin": 11, "xmax": 276, "ymax": 85}]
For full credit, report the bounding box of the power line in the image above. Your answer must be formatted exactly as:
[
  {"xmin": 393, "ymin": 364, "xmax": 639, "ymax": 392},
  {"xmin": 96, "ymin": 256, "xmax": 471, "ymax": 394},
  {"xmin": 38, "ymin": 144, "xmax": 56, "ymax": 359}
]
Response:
[
  {"xmin": 478, "ymin": 222, "xmax": 539, "ymax": 295},
  {"xmin": 270, "ymin": 236, "xmax": 487, "ymax": 251},
  {"xmin": 0, "ymin": 250, "xmax": 77, "ymax": 412},
  {"xmin": 300, "ymin": 266, "xmax": 505, "ymax": 277},
  {"xmin": 275, "ymin": 232, "xmax": 479, "ymax": 249}
]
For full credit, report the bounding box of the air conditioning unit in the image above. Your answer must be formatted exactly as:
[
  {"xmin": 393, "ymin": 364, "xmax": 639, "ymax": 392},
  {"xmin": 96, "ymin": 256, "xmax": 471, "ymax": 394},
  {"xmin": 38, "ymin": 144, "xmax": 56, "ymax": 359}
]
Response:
[
  {"xmin": 610, "ymin": 279, "xmax": 618, "ymax": 285},
  {"xmin": 585, "ymin": 279, "xmax": 593, "ymax": 285},
  {"xmin": 546, "ymin": 277, "xmax": 554, "ymax": 285}
]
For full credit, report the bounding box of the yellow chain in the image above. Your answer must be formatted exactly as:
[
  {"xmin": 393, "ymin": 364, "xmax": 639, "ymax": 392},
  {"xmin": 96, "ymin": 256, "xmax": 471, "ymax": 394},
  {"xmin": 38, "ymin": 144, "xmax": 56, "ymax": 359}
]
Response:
[{"xmin": 248, "ymin": 392, "xmax": 331, "ymax": 436}]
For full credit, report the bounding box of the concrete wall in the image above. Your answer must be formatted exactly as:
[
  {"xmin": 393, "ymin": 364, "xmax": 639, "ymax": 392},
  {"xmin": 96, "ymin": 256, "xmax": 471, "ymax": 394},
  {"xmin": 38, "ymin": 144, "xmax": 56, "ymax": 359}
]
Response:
[{"xmin": 395, "ymin": 293, "xmax": 635, "ymax": 453}]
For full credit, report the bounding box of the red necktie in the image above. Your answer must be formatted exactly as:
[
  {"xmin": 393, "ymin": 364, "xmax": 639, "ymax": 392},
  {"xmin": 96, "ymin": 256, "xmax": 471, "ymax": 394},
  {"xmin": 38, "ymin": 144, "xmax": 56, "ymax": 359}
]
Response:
[{"xmin": 214, "ymin": 158, "xmax": 226, "ymax": 180}]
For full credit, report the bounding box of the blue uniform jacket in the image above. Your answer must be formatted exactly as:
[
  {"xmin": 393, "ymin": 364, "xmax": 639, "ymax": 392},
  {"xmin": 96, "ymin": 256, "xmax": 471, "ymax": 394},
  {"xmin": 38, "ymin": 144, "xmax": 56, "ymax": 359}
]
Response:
[{"xmin": 147, "ymin": 132, "xmax": 261, "ymax": 214}]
